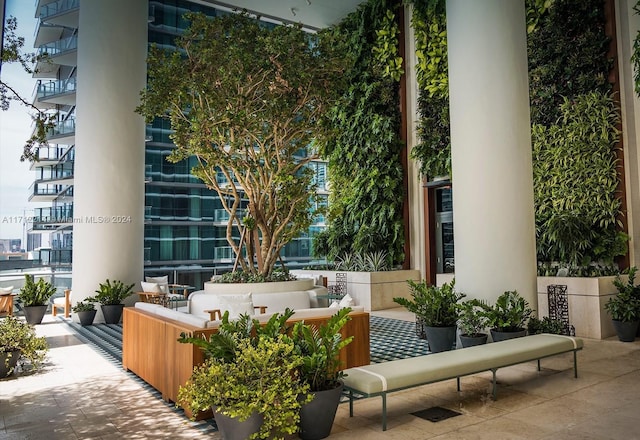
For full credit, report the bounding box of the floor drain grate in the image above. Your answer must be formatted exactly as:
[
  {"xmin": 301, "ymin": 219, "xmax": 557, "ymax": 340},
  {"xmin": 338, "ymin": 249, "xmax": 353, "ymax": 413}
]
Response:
[{"xmin": 411, "ymin": 406, "xmax": 461, "ymax": 422}]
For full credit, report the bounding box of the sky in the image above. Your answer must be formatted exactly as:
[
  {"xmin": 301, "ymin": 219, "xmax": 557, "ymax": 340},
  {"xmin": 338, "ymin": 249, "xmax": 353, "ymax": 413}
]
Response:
[{"xmin": 0, "ymin": 0, "xmax": 46, "ymax": 242}]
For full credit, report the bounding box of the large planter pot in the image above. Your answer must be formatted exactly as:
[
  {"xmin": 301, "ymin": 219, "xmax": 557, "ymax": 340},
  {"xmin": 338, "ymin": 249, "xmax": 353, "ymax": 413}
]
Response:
[
  {"xmin": 213, "ymin": 406, "xmax": 263, "ymax": 440},
  {"xmin": 611, "ymin": 320, "xmax": 639, "ymax": 342},
  {"xmin": 0, "ymin": 350, "xmax": 21, "ymax": 378},
  {"xmin": 101, "ymin": 304, "xmax": 124, "ymax": 324},
  {"xmin": 23, "ymin": 305, "xmax": 48, "ymax": 325},
  {"xmin": 77, "ymin": 310, "xmax": 97, "ymax": 326},
  {"xmin": 424, "ymin": 325, "xmax": 457, "ymax": 353},
  {"xmin": 490, "ymin": 328, "xmax": 527, "ymax": 342},
  {"xmin": 299, "ymin": 381, "xmax": 343, "ymax": 440},
  {"xmin": 459, "ymin": 333, "xmax": 488, "ymax": 348}
]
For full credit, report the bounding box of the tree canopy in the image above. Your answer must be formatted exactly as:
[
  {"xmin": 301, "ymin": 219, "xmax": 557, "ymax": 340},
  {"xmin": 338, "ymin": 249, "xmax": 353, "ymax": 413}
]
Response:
[{"xmin": 137, "ymin": 11, "xmax": 350, "ymax": 276}]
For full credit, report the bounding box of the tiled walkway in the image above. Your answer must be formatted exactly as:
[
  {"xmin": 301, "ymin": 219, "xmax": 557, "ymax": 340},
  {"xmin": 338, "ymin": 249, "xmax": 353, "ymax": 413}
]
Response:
[{"xmin": 1, "ymin": 310, "xmax": 639, "ymax": 439}]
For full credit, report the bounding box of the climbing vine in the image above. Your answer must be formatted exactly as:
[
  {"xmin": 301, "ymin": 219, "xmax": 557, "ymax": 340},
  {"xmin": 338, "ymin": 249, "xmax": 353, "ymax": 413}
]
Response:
[
  {"xmin": 632, "ymin": 0, "xmax": 640, "ymax": 95},
  {"xmin": 315, "ymin": 0, "xmax": 405, "ymax": 265},
  {"xmin": 373, "ymin": 9, "xmax": 404, "ymax": 81}
]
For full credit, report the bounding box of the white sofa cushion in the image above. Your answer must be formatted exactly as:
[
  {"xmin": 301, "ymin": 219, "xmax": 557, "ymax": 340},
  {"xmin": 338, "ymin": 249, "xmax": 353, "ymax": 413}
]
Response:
[
  {"xmin": 188, "ymin": 290, "xmax": 313, "ymax": 320},
  {"xmin": 141, "ymin": 281, "xmax": 162, "ymax": 293},
  {"xmin": 146, "ymin": 276, "xmax": 169, "ymax": 293},
  {"xmin": 0, "ymin": 286, "xmax": 14, "ymax": 294},
  {"xmin": 218, "ymin": 293, "xmax": 254, "ymax": 319}
]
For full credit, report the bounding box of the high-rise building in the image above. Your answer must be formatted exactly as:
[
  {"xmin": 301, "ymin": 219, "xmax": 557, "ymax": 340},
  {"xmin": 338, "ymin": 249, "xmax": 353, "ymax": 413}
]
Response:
[{"xmin": 29, "ymin": 0, "xmax": 329, "ymax": 289}]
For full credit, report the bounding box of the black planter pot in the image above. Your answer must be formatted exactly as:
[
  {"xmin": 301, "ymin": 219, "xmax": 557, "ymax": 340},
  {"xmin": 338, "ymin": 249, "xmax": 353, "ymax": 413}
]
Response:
[
  {"xmin": 425, "ymin": 326, "xmax": 457, "ymax": 353},
  {"xmin": 460, "ymin": 333, "xmax": 488, "ymax": 348},
  {"xmin": 77, "ymin": 310, "xmax": 97, "ymax": 326},
  {"xmin": 23, "ymin": 305, "xmax": 48, "ymax": 325},
  {"xmin": 0, "ymin": 350, "xmax": 21, "ymax": 378},
  {"xmin": 490, "ymin": 328, "xmax": 526, "ymax": 342},
  {"xmin": 299, "ymin": 381, "xmax": 344, "ymax": 440},
  {"xmin": 101, "ymin": 304, "xmax": 124, "ymax": 324},
  {"xmin": 611, "ymin": 320, "xmax": 639, "ymax": 342},
  {"xmin": 213, "ymin": 406, "xmax": 263, "ymax": 440}
]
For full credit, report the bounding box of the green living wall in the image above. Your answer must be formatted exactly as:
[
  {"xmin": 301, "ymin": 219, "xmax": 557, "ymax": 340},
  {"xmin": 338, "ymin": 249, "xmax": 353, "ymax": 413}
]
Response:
[
  {"xmin": 409, "ymin": 0, "xmax": 626, "ymax": 275},
  {"xmin": 314, "ymin": 0, "xmax": 405, "ymax": 266}
]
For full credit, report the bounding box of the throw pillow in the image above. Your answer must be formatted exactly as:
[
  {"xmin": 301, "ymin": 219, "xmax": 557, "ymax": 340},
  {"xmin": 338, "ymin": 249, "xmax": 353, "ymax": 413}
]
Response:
[
  {"xmin": 141, "ymin": 281, "xmax": 162, "ymax": 293},
  {"xmin": 146, "ymin": 276, "xmax": 169, "ymax": 293},
  {"xmin": 218, "ymin": 293, "xmax": 254, "ymax": 319},
  {"xmin": 339, "ymin": 293, "xmax": 355, "ymax": 308},
  {"xmin": 329, "ymin": 300, "xmax": 340, "ymax": 309}
]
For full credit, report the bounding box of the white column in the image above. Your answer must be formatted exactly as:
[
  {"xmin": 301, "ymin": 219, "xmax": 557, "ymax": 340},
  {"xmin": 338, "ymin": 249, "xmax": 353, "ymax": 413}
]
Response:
[
  {"xmin": 616, "ymin": 0, "xmax": 640, "ymax": 266},
  {"xmin": 404, "ymin": 4, "xmax": 426, "ymax": 277},
  {"xmin": 446, "ymin": 0, "xmax": 537, "ymax": 307},
  {"xmin": 72, "ymin": 0, "xmax": 147, "ymax": 320}
]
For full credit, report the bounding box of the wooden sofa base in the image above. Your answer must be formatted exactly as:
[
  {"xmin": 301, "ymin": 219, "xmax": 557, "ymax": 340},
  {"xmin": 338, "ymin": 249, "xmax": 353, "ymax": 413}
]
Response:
[{"xmin": 122, "ymin": 307, "xmax": 370, "ymax": 419}]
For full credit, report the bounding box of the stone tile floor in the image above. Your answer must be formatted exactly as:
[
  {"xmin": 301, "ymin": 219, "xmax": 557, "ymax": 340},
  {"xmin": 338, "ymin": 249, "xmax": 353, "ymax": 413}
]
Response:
[{"xmin": 1, "ymin": 309, "xmax": 639, "ymax": 439}]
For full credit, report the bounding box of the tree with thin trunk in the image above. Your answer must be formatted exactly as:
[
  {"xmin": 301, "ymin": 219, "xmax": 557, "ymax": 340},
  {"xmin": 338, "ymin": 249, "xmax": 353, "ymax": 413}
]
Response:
[{"xmin": 137, "ymin": 12, "xmax": 349, "ymax": 277}]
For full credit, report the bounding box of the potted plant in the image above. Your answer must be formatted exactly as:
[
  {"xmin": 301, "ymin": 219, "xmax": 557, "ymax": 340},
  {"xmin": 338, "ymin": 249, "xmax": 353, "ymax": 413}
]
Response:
[
  {"xmin": 485, "ymin": 290, "xmax": 534, "ymax": 342},
  {"xmin": 457, "ymin": 299, "xmax": 490, "ymax": 347},
  {"xmin": 72, "ymin": 300, "xmax": 97, "ymax": 326},
  {"xmin": 527, "ymin": 316, "xmax": 566, "ymax": 335},
  {"xmin": 92, "ymin": 279, "xmax": 134, "ymax": 324},
  {"xmin": 0, "ymin": 316, "xmax": 48, "ymax": 378},
  {"xmin": 393, "ymin": 279, "xmax": 465, "ymax": 353},
  {"xmin": 291, "ymin": 307, "xmax": 353, "ymax": 440},
  {"xmin": 178, "ymin": 310, "xmax": 310, "ymax": 440},
  {"xmin": 18, "ymin": 274, "xmax": 57, "ymax": 325},
  {"xmin": 605, "ymin": 267, "xmax": 640, "ymax": 342}
]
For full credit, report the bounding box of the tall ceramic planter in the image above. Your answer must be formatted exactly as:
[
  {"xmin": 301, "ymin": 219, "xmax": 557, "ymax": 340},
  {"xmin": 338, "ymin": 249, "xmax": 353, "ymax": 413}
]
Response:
[
  {"xmin": 611, "ymin": 320, "xmax": 639, "ymax": 342},
  {"xmin": 213, "ymin": 407, "xmax": 263, "ymax": 440},
  {"xmin": 0, "ymin": 350, "xmax": 21, "ymax": 377},
  {"xmin": 299, "ymin": 382, "xmax": 343, "ymax": 440},
  {"xmin": 23, "ymin": 305, "xmax": 48, "ymax": 325},
  {"xmin": 425, "ymin": 326, "xmax": 457, "ymax": 353},
  {"xmin": 101, "ymin": 304, "xmax": 124, "ymax": 324}
]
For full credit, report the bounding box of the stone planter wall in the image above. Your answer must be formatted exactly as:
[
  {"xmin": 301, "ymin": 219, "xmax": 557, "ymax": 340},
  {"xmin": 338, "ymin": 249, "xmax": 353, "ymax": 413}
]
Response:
[
  {"xmin": 291, "ymin": 270, "xmax": 421, "ymax": 311},
  {"xmin": 204, "ymin": 278, "xmax": 315, "ymax": 294}
]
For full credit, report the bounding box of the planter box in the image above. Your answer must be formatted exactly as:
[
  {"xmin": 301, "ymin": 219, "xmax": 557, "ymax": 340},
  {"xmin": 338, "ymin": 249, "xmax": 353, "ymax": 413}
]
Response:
[
  {"xmin": 291, "ymin": 270, "xmax": 421, "ymax": 311},
  {"xmin": 537, "ymin": 276, "xmax": 621, "ymax": 340}
]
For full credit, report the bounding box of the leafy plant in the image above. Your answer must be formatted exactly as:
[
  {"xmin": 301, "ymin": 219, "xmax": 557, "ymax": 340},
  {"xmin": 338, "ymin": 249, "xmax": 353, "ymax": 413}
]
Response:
[
  {"xmin": 178, "ymin": 334, "xmax": 310, "ymax": 440},
  {"xmin": 632, "ymin": 1, "xmax": 640, "ymax": 95},
  {"xmin": 72, "ymin": 301, "xmax": 96, "ymax": 313},
  {"xmin": 527, "ymin": 316, "xmax": 566, "ymax": 335},
  {"xmin": 606, "ymin": 267, "xmax": 640, "ymax": 322},
  {"xmin": 335, "ymin": 250, "xmax": 392, "ymax": 271},
  {"xmin": 18, "ymin": 274, "xmax": 56, "ymax": 307},
  {"xmin": 484, "ymin": 291, "xmax": 534, "ymax": 332},
  {"xmin": 373, "ymin": 9, "xmax": 404, "ymax": 81},
  {"xmin": 138, "ymin": 11, "xmax": 349, "ymax": 278},
  {"xmin": 457, "ymin": 299, "xmax": 489, "ymax": 337},
  {"xmin": 0, "ymin": 316, "xmax": 48, "ymax": 375},
  {"xmin": 291, "ymin": 307, "xmax": 353, "ymax": 391},
  {"xmin": 393, "ymin": 279, "xmax": 465, "ymax": 327},
  {"xmin": 92, "ymin": 279, "xmax": 134, "ymax": 305},
  {"xmin": 214, "ymin": 270, "xmax": 297, "ymax": 284}
]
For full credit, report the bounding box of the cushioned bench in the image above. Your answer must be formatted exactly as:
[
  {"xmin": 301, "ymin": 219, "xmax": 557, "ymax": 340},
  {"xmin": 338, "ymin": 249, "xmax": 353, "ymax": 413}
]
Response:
[{"xmin": 342, "ymin": 333, "xmax": 584, "ymax": 431}]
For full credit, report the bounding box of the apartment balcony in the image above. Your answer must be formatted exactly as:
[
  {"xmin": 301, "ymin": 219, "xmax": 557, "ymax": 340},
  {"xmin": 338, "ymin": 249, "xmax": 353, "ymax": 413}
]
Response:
[
  {"xmin": 34, "ymin": 36, "xmax": 77, "ymax": 78},
  {"xmin": 31, "ymin": 206, "xmax": 74, "ymax": 231},
  {"xmin": 214, "ymin": 209, "xmax": 246, "ymax": 224},
  {"xmin": 46, "ymin": 118, "xmax": 75, "ymax": 145},
  {"xmin": 32, "ymin": 78, "xmax": 76, "ymax": 109},
  {"xmin": 29, "ymin": 145, "xmax": 74, "ymax": 171},
  {"xmin": 33, "ymin": 22, "xmax": 63, "ymax": 48},
  {"xmin": 39, "ymin": 0, "xmax": 79, "ymax": 28},
  {"xmin": 29, "ymin": 182, "xmax": 73, "ymax": 202}
]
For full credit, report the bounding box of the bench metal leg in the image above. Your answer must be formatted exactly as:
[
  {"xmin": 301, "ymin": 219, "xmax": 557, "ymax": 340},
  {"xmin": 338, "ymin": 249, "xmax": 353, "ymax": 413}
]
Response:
[
  {"xmin": 537, "ymin": 359, "xmax": 541, "ymax": 371},
  {"xmin": 349, "ymin": 390, "xmax": 354, "ymax": 417},
  {"xmin": 574, "ymin": 350, "xmax": 578, "ymax": 378},
  {"xmin": 491, "ymin": 369, "xmax": 498, "ymax": 400},
  {"xmin": 382, "ymin": 393, "xmax": 387, "ymax": 431},
  {"xmin": 457, "ymin": 377, "xmax": 461, "ymax": 392}
]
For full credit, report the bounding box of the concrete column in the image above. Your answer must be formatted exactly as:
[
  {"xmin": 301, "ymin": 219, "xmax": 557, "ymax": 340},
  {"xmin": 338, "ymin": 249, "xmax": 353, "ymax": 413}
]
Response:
[
  {"xmin": 404, "ymin": 3, "xmax": 427, "ymax": 277},
  {"xmin": 446, "ymin": 0, "xmax": 537, "ymax": 307},
  {"xmin": 72, "ymin": 0, "xmax": 147, "ymax": 320},
  {"xmin": 616, "ymin": 0, "xmax": 640, "ymax": 267}
]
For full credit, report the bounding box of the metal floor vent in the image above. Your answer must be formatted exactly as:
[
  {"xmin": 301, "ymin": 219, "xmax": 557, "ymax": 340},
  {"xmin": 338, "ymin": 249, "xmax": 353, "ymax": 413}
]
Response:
[{"xmin": 411, "ymin": 406, "xmax": 461, "ymax": 423}]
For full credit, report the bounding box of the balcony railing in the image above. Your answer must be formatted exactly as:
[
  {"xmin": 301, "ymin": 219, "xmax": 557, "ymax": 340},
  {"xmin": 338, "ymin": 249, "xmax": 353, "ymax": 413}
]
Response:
[
  {"xmin": 47, "ymin": 118, "xmax": 75, "ymax": 138},
  {"xmin": 36, "ymin": 77, "xmax": 76, "ymax": 100},
  {"xmin": 33, "ymin": 206, "xmax": 74, "ymax": 223},
  {"xmin": 37, "ymin": 35, "xmax": 77, "ymax": 58},
  {"xmin": 39, "ymin": 0, "xmax": 79, "ymax": 21},
  {"xmin": 214, "ymin": 209, "xmax": 245, "ymax": 223}
]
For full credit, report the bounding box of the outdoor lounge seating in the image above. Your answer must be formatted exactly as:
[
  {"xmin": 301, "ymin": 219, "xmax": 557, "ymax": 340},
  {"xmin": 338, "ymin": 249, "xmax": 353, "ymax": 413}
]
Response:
[
  {"xmin": 342, "ymin": 333, "xmax": 584, "ymax": 431},
  {"xmin": 0, "ymin": 286, "xmax": 16, "ymax": 317},
  {"xmin": 51, "ymin": 289, "xmax": 72, "ymax": 318}
]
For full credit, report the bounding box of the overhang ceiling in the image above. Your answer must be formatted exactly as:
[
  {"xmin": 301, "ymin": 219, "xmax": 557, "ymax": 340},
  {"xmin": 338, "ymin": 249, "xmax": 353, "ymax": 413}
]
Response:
[{"xmin": 201, "ymin": 0, "xmax": 365, "ymax": 31}]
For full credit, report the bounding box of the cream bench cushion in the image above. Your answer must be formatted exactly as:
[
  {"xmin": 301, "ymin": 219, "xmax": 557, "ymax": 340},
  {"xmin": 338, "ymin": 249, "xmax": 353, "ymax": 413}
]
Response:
[{"xmin": 343, "ymin": 333, "xmax": 584, "ymax": 431}]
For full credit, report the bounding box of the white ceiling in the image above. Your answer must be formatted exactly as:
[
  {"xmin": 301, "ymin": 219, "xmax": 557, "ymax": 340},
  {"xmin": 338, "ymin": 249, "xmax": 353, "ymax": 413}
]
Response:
[{"xmin": 202, "ymin": 0, "xmax": 366, "ymax": 30}]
